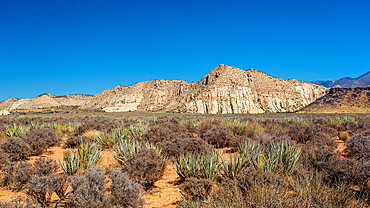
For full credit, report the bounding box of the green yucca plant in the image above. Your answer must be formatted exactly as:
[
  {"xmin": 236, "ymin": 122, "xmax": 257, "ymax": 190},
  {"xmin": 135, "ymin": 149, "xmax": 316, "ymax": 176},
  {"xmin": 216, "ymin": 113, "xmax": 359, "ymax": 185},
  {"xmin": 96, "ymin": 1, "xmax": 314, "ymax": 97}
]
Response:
[
  {"xmin": 200, "ymin": 151, "xmax": 222, "ymax": 181},
  {"xmin": 221, "ymin": 152, "xmax": 248, "ymax": 179},
  {"xmin": 5, "ymin": 123, "xmax": 31, "ymax": 137},
  {"xmin": 46, "ymin": 122, "xmax": 60, "ymax": 129},
  {"xmin": 77, "ymin": 140, "xmax": 101, "ymax": 169},
  {"xmin": 174, "ymin": 153, "xmax": 202, "ymax": 179},
  {"xmin": 65, "ymin": 122, "xmax": 81, "ymax": 134},
  {"xmin": 60, "ymin": 139, "xmax": 101, "ymax": 175},
  {"xmin": 238, "ymin": 141, "xmax": 302, "ymax": 175},
  {"xmin": 238, "ymin": 141, "xmax": 261, "ymax": 169},
  {"xmin": 126, "ymin": 122, "xmax": 149, "ymax": 138},
  {"xmin": 113, "ymin": 138, "xmax": 161, "ymax": 165},
  {"xmin": 174, "ymin": 151, "xmax": 222, "ymax": 180},
  {"xmin": 93, "ymin": 130, "xmax": 114, "ymax": 149},
  {"xmin": 60, "ymin": 151, "xmax": 80, "ymax": 175}
]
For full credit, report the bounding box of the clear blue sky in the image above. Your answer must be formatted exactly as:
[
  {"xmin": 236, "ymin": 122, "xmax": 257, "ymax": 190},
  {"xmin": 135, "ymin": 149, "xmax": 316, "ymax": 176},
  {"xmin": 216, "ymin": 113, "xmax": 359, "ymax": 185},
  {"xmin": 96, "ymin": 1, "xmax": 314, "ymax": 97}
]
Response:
[{"xmin": 1, "ymin": 0, "xmax": 369, "ymax": 101}]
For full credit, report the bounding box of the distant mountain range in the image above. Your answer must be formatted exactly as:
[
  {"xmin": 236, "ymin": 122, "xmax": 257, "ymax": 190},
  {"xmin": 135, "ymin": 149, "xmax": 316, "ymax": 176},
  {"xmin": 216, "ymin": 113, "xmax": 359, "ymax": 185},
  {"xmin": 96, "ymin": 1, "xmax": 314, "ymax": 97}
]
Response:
[
  {"xmin": 0, "ymin": 65, "xmax": 327, "ymax": 114},
  {"xmin": 310, "ymin": 71, "xmax": 370, "ymax": 88}
]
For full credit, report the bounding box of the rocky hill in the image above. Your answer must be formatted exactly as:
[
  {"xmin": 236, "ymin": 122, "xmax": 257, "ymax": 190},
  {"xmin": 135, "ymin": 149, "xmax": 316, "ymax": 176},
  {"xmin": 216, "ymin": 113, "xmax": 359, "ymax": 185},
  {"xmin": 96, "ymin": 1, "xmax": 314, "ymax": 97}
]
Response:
[
  {"xmin": 81, "ymin": 64, "xmax": 327, "ymax": 113},
  {"xmin": 0, "ymin": 93, "xmax": 93, "ymax": 111},
  {"xmin": 0, "ymin": 65, "xmax": 328, "ymax": 114},
  {"xmin": 299, "ymin": 86, "xmax": 370, "ymax": 113},
  {"xmin": 310, "ymin": 71, "xmax": 370, "ymax": 88}
]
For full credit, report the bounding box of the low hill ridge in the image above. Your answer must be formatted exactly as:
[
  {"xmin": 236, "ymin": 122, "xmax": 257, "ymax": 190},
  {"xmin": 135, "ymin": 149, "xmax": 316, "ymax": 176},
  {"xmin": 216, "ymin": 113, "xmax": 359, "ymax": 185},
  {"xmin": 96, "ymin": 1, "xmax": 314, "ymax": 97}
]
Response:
[
  {"xmin": 299, "ymin": 86, "xmax": 370, "ymax": 113},
  {"xmin": 1, "ymin": 65, "xmax": 328, "ymax": 114}
]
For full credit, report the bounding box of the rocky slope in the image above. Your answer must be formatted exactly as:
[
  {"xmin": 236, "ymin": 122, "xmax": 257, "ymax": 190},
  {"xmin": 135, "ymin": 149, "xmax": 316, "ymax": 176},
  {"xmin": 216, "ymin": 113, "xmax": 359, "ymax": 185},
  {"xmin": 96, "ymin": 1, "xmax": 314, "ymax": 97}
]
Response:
[
  {"xmin": 310, "ymin": 71, "xmax": 370, "ymax": 88},
  {"xmin": 81, "ymin": 65, "xmax": 327, "ymax": 113},
  {"xmin": 0, "ymin": 93, "xmax": 93, "ymax": 110},
  {"xmin": 1, "ymin": 65, "xmax": 328, "ymax": 114},
  {"xmin": 299, "ymin": 86, "xmax": 370, "ymax": 114}
]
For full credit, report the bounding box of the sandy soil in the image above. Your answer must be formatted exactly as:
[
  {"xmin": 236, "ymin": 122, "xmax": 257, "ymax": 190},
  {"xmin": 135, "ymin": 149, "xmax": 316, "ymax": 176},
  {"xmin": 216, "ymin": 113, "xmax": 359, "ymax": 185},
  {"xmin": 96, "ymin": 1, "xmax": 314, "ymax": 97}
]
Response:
[{"xmin": 0, "ymin": 143, "xmax": 182, "ymax": 207}]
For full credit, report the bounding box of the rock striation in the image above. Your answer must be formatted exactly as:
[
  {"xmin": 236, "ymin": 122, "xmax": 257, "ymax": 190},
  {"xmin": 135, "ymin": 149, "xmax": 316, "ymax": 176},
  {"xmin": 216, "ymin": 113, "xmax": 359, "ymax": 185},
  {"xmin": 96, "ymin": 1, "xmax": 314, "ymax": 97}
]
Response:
[
  {"xmin": 81, "ymin": 64, "xmax": 327, "ymax": 113},
  {"xmin": 0, "ymin": 93, "xmax": 93, "ymax": 111},
  {"xmin": 0, "ymin": 65, "xmax": 328, "ymax": 114}
]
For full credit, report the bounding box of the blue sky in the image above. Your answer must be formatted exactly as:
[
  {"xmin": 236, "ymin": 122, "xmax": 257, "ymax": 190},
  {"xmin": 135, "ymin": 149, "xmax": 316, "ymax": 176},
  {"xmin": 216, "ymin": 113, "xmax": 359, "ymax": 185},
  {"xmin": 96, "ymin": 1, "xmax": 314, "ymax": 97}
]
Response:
[{"xmin": 1, "ymin": 0, "xmax": 369, "ymax": 101}]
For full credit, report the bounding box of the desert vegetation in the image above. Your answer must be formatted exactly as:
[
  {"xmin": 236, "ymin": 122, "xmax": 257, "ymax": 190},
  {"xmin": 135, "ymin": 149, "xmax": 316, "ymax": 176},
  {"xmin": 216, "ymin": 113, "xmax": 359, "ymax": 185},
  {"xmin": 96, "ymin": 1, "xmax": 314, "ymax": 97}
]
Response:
[{"xmin": 0, "ymin": 113, "xmax": 369, "ymax": 207}]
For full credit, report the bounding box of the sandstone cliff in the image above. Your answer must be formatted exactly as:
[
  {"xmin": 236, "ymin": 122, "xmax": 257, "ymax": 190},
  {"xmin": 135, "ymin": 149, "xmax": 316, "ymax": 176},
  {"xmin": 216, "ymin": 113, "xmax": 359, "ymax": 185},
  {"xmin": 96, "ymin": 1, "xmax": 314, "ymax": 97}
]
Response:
[
  {"xmin": 82, "ymin": 65, "xmax": 327, "ymax": 113},
  {"xmin": 0, "ymin": 93, "xmax": 93, "ymax": 110}
]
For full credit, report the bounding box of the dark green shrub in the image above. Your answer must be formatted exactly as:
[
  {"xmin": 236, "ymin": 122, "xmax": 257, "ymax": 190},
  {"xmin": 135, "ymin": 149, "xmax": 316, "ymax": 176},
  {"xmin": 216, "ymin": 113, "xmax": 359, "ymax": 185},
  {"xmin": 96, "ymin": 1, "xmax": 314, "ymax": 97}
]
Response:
[{"xmin": 0, "ymin": 137, "xmax": 31, "ymax": 161}]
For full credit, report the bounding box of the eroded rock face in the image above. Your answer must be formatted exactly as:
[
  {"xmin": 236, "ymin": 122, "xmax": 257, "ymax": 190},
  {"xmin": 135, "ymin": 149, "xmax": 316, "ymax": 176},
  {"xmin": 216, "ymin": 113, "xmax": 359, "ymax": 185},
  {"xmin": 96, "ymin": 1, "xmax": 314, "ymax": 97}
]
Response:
[
  {"xmin": 0, "ymin": 94, "xmax": 93, "ymax": 110},
  {"xmin": 0, "ymin": 65, "xmax": 328, "ymax": 114},
  {"xmin": 82, "ymin": 64, "xmax": 327, "ymax": 113},
  {"xmin": 179, "ymin": 65, "xmax": 327, "ymax": 113}
]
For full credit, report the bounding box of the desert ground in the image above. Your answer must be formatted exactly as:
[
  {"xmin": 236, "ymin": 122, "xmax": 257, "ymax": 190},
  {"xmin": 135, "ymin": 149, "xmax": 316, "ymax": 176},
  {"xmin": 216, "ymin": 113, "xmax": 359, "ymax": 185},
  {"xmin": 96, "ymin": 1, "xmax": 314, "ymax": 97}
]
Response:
[{"xmin": 0, "ymin": 111, "xmax": 369, "ymax": 207}]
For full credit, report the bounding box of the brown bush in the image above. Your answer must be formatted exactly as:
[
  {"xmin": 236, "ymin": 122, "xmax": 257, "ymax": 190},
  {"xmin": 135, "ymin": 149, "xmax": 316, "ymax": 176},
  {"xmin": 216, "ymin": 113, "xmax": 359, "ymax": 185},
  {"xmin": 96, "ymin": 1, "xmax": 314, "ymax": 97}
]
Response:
[
  {"xmin": 179, "ymin": 177, "xmax": 214, "ymax": 200},
  {"xmin": 25, "ymin": 174, "xmax": 68, "ymax": 207},
  {"xmin": 345, "ymin": 130, "xmax": 370, "ymax": 160},
  {"xmin": 66, "ymin": 166, "xmax": 110, "ymax": 207},
  {"xmin": 33, "ymin": 157, "xmax": 59, "ymax": 176},
  {"xmin": 21, "ymin": 127, "xmax": 59, "ymax": 156},
  {"xmin": 144, "ymin": 117, "xmax": 192, "ymax": 144},
  {"xmin": 0, "ymin": 137, "xmax": 31, "ymax": 161},
  {"xmin": 287, "ymin": 123, "xmax": 337, "ymax": 147},
  {"xmin": 203, "ymin": 126, "xmax": 235, "ymax": 148},
  {"xmin": 159, "ymin": 138, "xmax": 214, "ymax": 159},
  {"xmin": 1, "ymin": 161, "xmax": 35, "ymax": 191},
  {"xmin": 122, "ymin": 149, "xmax": 166, "ymax": 188},
  {"xmin": 110, "ymin": 169, "xmax": 145, "ymax": 207}
]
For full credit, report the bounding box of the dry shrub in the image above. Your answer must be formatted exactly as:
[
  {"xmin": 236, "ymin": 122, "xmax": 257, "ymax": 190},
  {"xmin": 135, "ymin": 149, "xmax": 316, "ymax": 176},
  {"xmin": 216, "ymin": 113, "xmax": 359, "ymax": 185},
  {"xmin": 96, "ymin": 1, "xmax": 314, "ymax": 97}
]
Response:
[
  {"xmin": 1, "ymin": 161, "xmax": 35, "ymax": 191},
  {"xmin": 110, "ymin": 169, "xmax": 145, "ymax": 208},
  {"xmin": 0, "ymin": 195, "xmax": 36, "ymax": 208},
  {"xmin": 144, "ymin": 116, "xmax": 192, "ymax": 144},
  {"xmin": 203, "ymin": 126, "xmax": 234, "ymax": 148},
  {"xmin": 345, "ymin": 130, "xmax": 370, "ymax": 160},
  {"xmin": 74, "ymin": 117, "xmax": 118, "ymax": 136},
  {"xmin": 82, "ymin": 129, "xmax": 101, "ymax": 140},
  {"xmin": 66, "ymin": 166, "xmax": 110, "ymax": 207},
  {"xmin": 287, "ymin": 123, "xmax": 337, "ymax": 147},
  {"xmin": 179, "ymin": 177, "xmax": 214, "ymax": 200},
  {"xmin": 159, "ymin": 138, "xmax": 214, "ymax": 159},
  {"xmin": 0, "ymin": 149, "xmax": 9, "ymax": 170},
  {"xmin": 25, "ymin": 174, "xmax": 68, "ymax": 207},
  {"xmin": 0, "ymin": 137, "xmax": 31, "ymax": 161},
  {"xmin": 21, "ymin": 127, "xmax": 59, "ymax": 156},
  {"xmin": 244, "ymin": 122, "xmax": 264, "ymax": 138},
  {"xmin": 122, "ymin": 148, "xmax": 166, "ymax": 188},
  {"xmin": 339, "ymin": 131, "xmax": 351, "ymax": 141},
  {"xmin": 64, "ymin": 135, "xmax": 87, "ymax": 149},
  {"xmin": 33, "ymin": 157, "xmax": 59, "ymax": 176}
]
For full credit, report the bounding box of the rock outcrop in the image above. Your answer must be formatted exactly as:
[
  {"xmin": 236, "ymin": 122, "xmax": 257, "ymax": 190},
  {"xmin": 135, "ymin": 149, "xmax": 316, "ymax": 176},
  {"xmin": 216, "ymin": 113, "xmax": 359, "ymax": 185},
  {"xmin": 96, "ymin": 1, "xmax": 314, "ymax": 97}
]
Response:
[
  {"xmin": 0, "ymin": 93, "xmax": 93, "ymax": 110},
  {"xmin": 0, "ymin": 65, "xmax": 328, "ymax": 114},
  {"xmin": 82, "ymin": 65, "xmax": 327, "ymax": 113}
]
